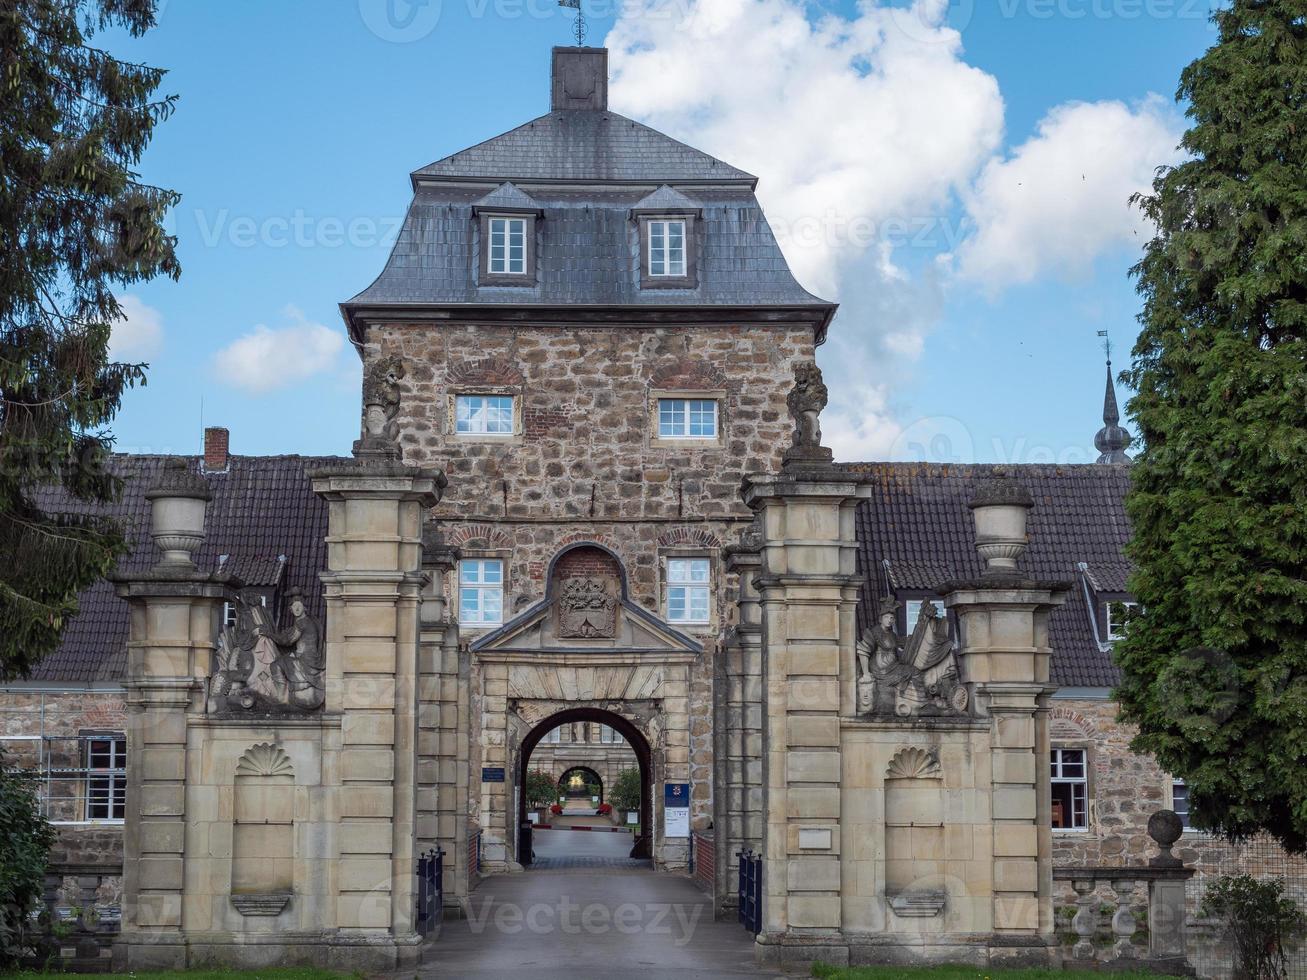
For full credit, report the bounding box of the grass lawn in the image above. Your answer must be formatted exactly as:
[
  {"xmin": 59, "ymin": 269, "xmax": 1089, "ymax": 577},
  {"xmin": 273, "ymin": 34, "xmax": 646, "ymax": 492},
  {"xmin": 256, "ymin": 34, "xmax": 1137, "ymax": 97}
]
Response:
[
  {"xmin": 811, "ymin": 964, "xmax": 1161, "ymax": 980},
  {"xmin": 5, "ymin": 970, "xmax": 354, "ymax": 980}
]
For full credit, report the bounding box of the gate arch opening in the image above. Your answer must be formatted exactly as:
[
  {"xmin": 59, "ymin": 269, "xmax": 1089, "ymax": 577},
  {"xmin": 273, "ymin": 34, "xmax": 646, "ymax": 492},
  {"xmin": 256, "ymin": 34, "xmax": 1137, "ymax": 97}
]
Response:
[
  {"xmin": 559, "ymin": 766, "xmax": 604, "ymax": 801},
  {"xmin": 518, "ymin": 707, "xmax": 652, "ymax": 861}
]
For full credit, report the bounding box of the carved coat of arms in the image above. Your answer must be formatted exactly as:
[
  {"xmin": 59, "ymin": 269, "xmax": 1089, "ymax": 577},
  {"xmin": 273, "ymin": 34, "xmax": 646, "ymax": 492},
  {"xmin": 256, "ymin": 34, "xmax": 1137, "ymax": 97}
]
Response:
[{"xmin": 557, "ymin": 577, "xmax": 618, "ymax": 639}]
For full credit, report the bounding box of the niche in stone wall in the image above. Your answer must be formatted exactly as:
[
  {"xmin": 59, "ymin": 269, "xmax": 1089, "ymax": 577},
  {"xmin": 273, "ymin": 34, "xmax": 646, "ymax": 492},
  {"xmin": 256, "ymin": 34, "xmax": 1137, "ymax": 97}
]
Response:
[
  {"xmin": 883, "ymin": 747, "xmax": 946, "ymax": 916},
  {"xmin": 231, "ymin": 742, "xmax": 294, "ymax": 915}
]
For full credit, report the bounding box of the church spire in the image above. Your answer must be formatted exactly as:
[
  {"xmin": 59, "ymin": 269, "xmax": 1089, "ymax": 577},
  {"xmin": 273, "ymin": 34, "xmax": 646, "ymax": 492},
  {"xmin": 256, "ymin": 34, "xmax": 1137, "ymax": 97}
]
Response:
[{"xmin": 1094, "ymin": 336, "xmax": 1132, "ymax": 463}]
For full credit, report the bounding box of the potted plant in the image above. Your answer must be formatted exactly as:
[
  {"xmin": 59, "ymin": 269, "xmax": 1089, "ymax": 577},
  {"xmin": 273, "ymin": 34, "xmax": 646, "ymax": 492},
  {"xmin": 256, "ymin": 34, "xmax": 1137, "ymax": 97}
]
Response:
[
  {"xmin": 609, "ymin": 767, "xmax": 641, "ymax": 828},
  {"xmin": 549, "ymin": 803, "xmax": 563, "ymax": 816},
  {"xmin": 525, "ymin": 769, "xmax": 557, "ymax": 824}
]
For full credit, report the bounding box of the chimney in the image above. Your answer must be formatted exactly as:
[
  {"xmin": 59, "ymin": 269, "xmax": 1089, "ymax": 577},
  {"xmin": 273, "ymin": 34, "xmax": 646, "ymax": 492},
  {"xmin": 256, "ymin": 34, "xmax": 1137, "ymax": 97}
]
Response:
[
  {"xmin": 551, "ymin": 47, "xmax": 607, "ymax": 111},
  {"xmin": 203, "ymin": 426, "xmax": 229, "ymax": 473}
]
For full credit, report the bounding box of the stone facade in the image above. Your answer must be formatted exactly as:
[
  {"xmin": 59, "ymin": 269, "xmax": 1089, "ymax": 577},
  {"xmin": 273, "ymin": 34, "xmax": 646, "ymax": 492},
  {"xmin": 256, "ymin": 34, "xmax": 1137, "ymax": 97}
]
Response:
[{"xmin": 360, "ymin": 320, "xmax": 817, "ymax": 868}]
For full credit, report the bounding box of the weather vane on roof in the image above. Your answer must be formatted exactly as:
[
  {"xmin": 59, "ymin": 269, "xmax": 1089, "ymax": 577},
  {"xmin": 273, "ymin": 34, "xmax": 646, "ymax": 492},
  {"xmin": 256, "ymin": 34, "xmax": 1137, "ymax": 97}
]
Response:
[
  {"xmin": 1097, "ymin": 329, "xmax": 1112, "ymax": 364},
  {"xmin": 559, "ymin": 0, "xmax": 586, "ymax": 46}
]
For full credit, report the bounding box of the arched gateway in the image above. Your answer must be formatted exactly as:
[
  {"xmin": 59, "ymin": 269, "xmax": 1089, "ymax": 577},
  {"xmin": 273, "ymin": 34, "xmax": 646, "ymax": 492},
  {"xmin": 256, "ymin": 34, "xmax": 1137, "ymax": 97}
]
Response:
[{"xmin": 471, "ymin": 543, "xmax": 698, "ymax": 871}]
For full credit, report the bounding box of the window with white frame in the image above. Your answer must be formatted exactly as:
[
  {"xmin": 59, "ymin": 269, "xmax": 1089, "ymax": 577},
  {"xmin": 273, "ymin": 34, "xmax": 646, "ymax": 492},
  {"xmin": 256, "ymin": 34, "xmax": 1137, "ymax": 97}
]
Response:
[
  {"xmin": 222, "ymin": 593, "xmax": 266, "ymax": 628},
  {"xmin": 1172, "ymin": 779, "xmax": 1190, "ymax": 829},
  {"xmin": 543, "ymin": 727, "xmax": 561, "ymax": 744},
  {"xmin": 455, "ymin": 395, "xmax": 514, "ymax": 436},
  {"xmin": 658, "ymin": 398, "xmax": 717, "ymax": 439},
  {"xmin": 599, "ymin": 724, "xmax": 622, "ymax": 744},
  {"xmin": 459, "ymin": 559, "xmax": 504, "ymax": 626},
  {"xmin": 1051, "ymin": 748, "xmax": 1089, "ymax": 831},
  {"xmin": 1106, "ymin": 600, "xmax": 1139, "ymax": 641},
  {"xmin": 648, "ymin": 219, "xmax": 687, "ymax": 277},
  {"xmin": 487, "ymin": 216, "xmax": 527, "ymax": 275},
  {"xmin": 666, "ymin": 557, "xmax": 710, "ymax": 624},
  {"xmin": 905, "ymin": 600, "xmax": 924, "ymax": 634},
  {"xmin": 84, "ymin": 734, "xmax": 126, "ymax": 821}
]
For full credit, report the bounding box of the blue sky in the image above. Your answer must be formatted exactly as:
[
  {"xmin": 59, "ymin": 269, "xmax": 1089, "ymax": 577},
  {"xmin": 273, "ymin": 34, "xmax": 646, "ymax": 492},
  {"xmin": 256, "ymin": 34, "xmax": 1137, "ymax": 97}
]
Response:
[{"xmin": 99, "ymin": 0, "xmax": 1218, "ymax": 462}]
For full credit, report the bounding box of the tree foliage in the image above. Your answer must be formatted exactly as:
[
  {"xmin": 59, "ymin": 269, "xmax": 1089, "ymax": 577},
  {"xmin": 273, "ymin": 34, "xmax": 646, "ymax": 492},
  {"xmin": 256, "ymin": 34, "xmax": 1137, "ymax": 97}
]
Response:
[
  {"xmin": 524, "ymin": 769, "xmax": 556, "ymax": 808},
  {"xmin": 0, "ymin": 0, "xmax": 178, "ymax": 679},
  {"xmin": 609, "ymin": 767, "xmax": 641, "ymax": 812},
  {"xmin": 1117, "ymin": 1, "xmax": 1307, "ymax": 850},
  {"xmin": 0, "ymin": 756, "xmax": 57, "ymax": 966}
]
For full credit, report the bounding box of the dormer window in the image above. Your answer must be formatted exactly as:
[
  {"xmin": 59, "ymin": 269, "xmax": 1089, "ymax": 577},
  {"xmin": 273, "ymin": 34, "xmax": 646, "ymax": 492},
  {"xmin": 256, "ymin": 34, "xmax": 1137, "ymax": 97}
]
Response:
[
  {"xmin": 1106, "ymin": 600, "xmax": 1138, "ymax": 641},
  {"xmin": 648, "ymin": 220, "xmax": 686, "ymax": 277},
  {"xmin": 488, "ymin": 217, "xmax": 527, "ymax": 275}
]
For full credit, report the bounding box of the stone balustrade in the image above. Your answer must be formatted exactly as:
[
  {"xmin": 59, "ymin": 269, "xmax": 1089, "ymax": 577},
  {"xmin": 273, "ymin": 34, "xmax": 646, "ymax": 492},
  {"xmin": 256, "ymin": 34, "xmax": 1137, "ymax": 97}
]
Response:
[{"xmin": 1053, "ymin": 809, "xmax": 1195, "ymax": 975}]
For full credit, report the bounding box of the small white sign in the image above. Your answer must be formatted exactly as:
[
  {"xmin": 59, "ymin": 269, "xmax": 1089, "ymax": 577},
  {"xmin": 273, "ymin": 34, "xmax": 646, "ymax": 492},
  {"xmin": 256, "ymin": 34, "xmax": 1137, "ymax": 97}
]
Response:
[
  {"xmin": 664, "ymin": 805, "xmax": 690, "ymax": 838},
  {"xmin": 627, "ymin": 811, "xmax": 638, "ymax": 825},
  {"xmin": 527, "ymin": 812, "xmax": 539, "ymax": 825},
  {"xmin": 798, "ymin": 828, "xmax": 832, "ymax": 850}
]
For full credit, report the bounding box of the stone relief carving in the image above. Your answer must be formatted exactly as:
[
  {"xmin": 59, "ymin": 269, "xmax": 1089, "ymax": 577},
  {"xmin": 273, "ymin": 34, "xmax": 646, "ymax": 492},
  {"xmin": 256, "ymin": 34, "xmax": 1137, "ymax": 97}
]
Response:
[
  {"xmin": 236, "ymin": 742, "xmax": 294, "ymax": 778},
  {"xmin": 209, "ymin": 588, "xmax": 325, "ymax": 713},
  {"xmin": 354, "ymin": 355, "xmax": 405, "ymax": 458},
  {"xmin": 885, "ymin": 746, "xmax": 942, "ymax": 780},
  {"xmin": 557, "ymin": 577, "xmax": 618, "ymax": 639},
  {"xmin": 857, "ymin": 598, "xmax": 968, "ymax": 718}
]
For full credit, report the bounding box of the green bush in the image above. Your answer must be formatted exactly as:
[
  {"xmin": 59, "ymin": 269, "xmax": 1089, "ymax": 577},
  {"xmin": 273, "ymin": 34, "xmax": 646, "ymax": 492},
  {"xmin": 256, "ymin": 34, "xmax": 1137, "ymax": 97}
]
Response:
[
  {"xmin": 524, "ymin": 769, "xmax": 557, "ymax": 809},
  {"xmin": 0, "ymin": 757, "xmax": 56, "ymax": 967},
  {"xmin": 1201, "ymin": 874, "xmax": 1305, "ymax": 980},
  {"xmin": 609, "ymin": 767, "xmax": 641, "ymax": 812}
]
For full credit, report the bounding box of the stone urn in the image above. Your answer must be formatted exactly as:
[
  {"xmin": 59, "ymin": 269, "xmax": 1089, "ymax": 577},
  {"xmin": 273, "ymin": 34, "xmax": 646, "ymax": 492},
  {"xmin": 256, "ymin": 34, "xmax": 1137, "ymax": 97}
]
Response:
[
  {"xmin": 968, "ymin": 477, "xmax": 1034, "ymax": 575},
  {"xmin": 144, "ymin": 459, "xmax": 212, "ymax": 569}
]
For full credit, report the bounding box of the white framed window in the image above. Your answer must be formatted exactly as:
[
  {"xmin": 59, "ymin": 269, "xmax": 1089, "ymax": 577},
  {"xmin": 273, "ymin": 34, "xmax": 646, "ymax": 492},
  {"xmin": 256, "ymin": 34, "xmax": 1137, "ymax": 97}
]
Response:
[
  {"xmin": 459, "ymin": 559, "xmax": 504, "ymax": 626},
  {"xmin": 488, "ymin": 217, "xmax": 527, "ymax": 275},
  {"xmin": 658, "ymin": 399, "xmax": 717, "ymax": 439},
  {"xmin": 666, "ymin": 557, "xmax": 711, "ymax": 624},
  {"xmin": 222, "ymin": 593, "xmax": 266, "ymax": 628},
  {"xmin": 1172, "ymin": 779, "xmax": 1190, "ymax": 829},
  {"xmin": 1051, "ymin": 748, "xmax": 1089, "ymax": 831},
  {"xmin": 599, "ymin": 724, "xmax": 622, "ymax": 744},
  {"xmin": 1106, "ymin": 601, "xmax": 1139, "ymax": 641},
  {"xmin": 84, "ymin": 735, "xmax": 126, "ymax": 822},
  {"xmin": 648, "ymin": 219, "xmax": 686, "ymax": 277},
  {"xmin": 905, "ymin": 600, "xmax": 923, "ymax": 634},
  {"xmin": 455, "ymin": 395, "xmax": 514, "ymax": 436},
  {"xmin": 543, "ymin": 727, "xmax": 561, "ymax": 744}
]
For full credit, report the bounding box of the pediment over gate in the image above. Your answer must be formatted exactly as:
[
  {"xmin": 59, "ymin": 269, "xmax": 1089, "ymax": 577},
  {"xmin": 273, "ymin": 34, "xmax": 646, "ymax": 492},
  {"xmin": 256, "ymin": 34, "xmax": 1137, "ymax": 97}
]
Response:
[
  {"xmin": 469, "ymin": 543, "xmax": 701, "ymax": 658},
  {"xmin": 469, "ymin": 592, "xmax": 702, "ymax": 657}
]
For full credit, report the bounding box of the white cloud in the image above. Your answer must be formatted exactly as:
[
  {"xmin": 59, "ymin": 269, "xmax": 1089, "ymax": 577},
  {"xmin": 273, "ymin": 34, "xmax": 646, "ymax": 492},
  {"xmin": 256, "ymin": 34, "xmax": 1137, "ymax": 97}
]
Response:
[
  {"xmin": 605, "ymin": 1, "xmax": 1184, "ymax": 461},
  {"xmin": 609, "ymin": 0, "xmax": 1004, "ymax": 297},
  {"xmin": 957, "ymin": 97, "xmax": 1184, "ymax": 290},
  {"xmin": 212, "ymin": 306, "xmax": 345, "ymax": 393},
  {"xmin": 110, "ymin": 295, "xmax": 164, "ymax": 360}
]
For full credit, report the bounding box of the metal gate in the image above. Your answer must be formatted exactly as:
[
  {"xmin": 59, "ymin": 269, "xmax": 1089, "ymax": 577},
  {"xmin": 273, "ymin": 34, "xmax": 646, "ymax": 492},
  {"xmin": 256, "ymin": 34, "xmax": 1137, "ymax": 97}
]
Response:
[
  {"xmin": 416, "ymin": 847, "xmax": 445, "ymax": 936},
  {"xmin": 737, "ymin": 848, "xmax": 762, "ymax": 935}
]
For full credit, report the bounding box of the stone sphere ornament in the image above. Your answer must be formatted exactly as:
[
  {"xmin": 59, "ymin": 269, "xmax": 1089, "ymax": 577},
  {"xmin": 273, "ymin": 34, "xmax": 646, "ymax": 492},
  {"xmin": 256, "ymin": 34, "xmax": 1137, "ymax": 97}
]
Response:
[{"xmin": 1147, "ymin": 808, "xmax": 1184, "ymax": 868}]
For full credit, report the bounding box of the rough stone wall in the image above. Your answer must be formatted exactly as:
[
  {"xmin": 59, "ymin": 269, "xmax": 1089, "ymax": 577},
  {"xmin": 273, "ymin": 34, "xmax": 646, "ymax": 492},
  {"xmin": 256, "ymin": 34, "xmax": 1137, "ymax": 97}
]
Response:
[
  {"xmin": 366, "ymin": 319, "xmax": 817, "ymax": 827},
  {"xmin": 0, "ymin": 688, "xmax": 127, "ymax": 866}
]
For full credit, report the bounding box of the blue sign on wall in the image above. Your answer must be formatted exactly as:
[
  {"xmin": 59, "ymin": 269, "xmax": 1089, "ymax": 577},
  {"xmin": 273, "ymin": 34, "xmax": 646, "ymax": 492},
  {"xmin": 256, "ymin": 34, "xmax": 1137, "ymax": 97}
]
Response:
[
  {"xmin": 482, "ymin": 767, "xmax": 506, "ymax": 783},
  {"xmin": 664, "ymin": 782, "xmax": 690, "ymax": 808}
]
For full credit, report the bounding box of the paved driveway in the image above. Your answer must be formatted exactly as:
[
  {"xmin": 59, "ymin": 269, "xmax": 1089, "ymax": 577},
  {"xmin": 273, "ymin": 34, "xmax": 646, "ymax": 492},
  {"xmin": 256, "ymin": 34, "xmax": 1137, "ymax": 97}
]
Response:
[{"xmin": 417, "ymin": 832, "xmax": 765, "ymax": 979}]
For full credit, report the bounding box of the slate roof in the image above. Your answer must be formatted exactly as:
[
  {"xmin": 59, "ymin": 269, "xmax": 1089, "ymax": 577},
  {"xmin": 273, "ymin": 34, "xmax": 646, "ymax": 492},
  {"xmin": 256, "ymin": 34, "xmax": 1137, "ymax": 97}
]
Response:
[
  {"xmin": 412, "ymin": 110, "xmax": 756, "ymax": 184},
  {"xmin": 846, "ymin": 462, "xmax": 1134, "ymax": 689},
  {"xmin": 345, "ymin": 185, "xmax": 829, "ymax": 317},
  {"xmin": 26, "ymin": 454, "xmax": 338, "ymax": 684},
  {"xmin": 472, "ymin": 182, "xmax": 542, "ymax": 213}
]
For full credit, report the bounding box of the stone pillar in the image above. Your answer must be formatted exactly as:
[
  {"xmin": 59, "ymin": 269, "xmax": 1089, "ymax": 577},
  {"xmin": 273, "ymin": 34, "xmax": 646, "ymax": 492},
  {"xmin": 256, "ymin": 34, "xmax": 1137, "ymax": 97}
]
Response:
[
  {"xmin": 742, "ymin": 467, "xmax": 870, "ymax": 967},
  {"xmin": 113, "ymin": 460, "xmax": 230, "ymax": 970},
  {"xmin": 941, "ymin": 479, "xmax": 1066, "ymax": 960},
  {"xmin": 416, "ymin": 531, "xmax": 470, "ymax": 914},
  {"xmin": 310, "ymin": 460, "xmax": 444, "ymax": 965},
  {"xmin": 718, "ymin": 525, "xmax": 765, "ymax": 914}
]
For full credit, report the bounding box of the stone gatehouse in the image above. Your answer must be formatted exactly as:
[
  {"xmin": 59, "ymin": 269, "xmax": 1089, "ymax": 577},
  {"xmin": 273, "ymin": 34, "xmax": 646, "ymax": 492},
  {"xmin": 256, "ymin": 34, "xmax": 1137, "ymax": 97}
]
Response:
[{"xmin": 3, "ymin": 43, "xmax": 1298, "ymax": 975}]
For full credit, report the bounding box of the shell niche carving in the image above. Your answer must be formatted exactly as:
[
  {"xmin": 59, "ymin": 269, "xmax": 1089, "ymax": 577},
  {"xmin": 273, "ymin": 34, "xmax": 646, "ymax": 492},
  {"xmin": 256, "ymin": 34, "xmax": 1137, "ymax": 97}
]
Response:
[
  {"xmin": 235, "ymin": 742, "xmax": 294, "ymax": 778},
  {"xmin": 885, "ymin": 746, "xmax": 941, "ymax": 780}
]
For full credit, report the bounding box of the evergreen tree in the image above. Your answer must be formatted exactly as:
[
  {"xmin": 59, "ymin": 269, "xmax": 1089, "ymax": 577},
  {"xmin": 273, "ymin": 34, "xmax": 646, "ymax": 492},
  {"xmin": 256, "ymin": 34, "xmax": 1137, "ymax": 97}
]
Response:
[
  {"xmin": 0, "ymin": 0, "xmax": 178, "ymax": 678},
  {"xmin": 1118, "ymin": 0, "xmax": 1307, "ymax": 851}
]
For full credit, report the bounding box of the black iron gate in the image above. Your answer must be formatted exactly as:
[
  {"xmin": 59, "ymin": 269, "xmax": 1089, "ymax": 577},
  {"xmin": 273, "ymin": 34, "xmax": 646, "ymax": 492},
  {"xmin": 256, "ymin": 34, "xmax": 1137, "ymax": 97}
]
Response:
[
  {"xmin": 416, "ymin": 847, "xmax": 445, "ymax": 936},
  {"xmin": 737, "ymin": 848, "xmax": 762, "ymax": 935}
]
